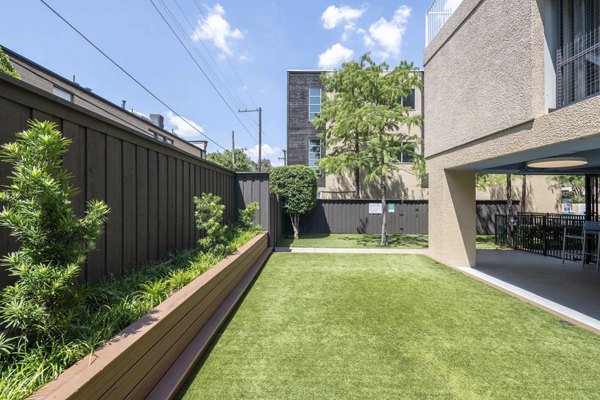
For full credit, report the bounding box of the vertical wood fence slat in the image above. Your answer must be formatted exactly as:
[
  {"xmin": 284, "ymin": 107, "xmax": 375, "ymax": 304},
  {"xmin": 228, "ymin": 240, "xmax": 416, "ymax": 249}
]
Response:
[{"xmin": 0, "ymin": 79, "xmax": 236, "ymax": 288}]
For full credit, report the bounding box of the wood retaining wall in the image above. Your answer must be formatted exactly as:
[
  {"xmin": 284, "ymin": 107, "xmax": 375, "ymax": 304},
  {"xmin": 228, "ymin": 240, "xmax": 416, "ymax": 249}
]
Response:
[{"xmin": 30, "ymin": 232, "xmax": 270, "ymax": 400}]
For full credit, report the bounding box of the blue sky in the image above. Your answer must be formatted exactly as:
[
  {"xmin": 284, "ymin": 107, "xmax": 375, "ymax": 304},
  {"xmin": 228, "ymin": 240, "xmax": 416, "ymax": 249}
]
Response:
[{"xmin": 1, "ymin": 0, "xmax": 431, "ymax": 165}]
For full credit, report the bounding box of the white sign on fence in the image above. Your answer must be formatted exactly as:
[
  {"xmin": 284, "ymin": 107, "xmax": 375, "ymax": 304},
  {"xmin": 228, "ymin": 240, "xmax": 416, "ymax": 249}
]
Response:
[{"xmin": 368, "ymin": 203, "xmax": 383, "ymax": 214}]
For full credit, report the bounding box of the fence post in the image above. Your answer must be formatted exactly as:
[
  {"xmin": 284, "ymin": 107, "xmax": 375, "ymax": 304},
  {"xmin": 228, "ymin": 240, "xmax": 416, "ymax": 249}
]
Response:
[{"xmin": 543, "ymin": 213, "xmax": 547, "ymax": 256}]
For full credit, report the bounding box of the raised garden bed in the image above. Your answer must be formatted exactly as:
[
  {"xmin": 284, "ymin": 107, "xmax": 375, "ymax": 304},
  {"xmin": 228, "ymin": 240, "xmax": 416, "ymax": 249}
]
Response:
[{"xmin": 30, "ymin": 232, "xmax": 270, "ymax": 400}]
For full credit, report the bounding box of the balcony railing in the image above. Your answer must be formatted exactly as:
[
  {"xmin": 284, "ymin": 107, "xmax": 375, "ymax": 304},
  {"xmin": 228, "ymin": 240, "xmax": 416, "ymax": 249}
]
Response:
[
  {"xmin": 425, "ymin": 0, "xmax": 463, "ymax": 46},
  {"xmin": 557, "ymin": 27, "xmax": 600, "ymax": 108}
]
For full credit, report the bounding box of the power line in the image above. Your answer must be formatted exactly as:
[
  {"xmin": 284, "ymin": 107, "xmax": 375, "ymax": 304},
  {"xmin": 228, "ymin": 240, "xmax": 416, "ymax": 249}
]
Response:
[
  {"xmin": 37, "ymin": 0, "xmax": 226, "ymax": 151},
  {"xmin": 149, "ymin": 0, "xmax": 259, "ymax": 144}
]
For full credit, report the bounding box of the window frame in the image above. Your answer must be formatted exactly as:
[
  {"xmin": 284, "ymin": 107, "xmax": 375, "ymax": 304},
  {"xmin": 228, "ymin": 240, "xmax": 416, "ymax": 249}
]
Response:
[
  {"xmin": 308, "ymin": 87, "xmax": 322, "ymax": 121},
  {"xmin": 308, "ymin": 137, "xmax": 321, "ymax": 169},
  {"xmin": 52, "ymin": 86, "xmax": 74, "ymax": 102},
  {"xmin": 396, "ymin": 141, "xmax": 417, "ymax": 164}
]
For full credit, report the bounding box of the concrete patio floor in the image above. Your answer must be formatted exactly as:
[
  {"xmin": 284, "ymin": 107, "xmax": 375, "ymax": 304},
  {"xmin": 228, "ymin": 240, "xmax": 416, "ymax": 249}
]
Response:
[{"xmin": 474, "ymin": 249, "xmax": 600, "ymax": 326}]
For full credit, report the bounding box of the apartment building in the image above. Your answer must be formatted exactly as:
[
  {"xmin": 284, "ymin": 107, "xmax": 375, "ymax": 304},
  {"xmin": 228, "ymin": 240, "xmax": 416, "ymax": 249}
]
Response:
[
  {"xmin": 424, "ymin": 0, "xmax": 600, "ymax": 267},
  {"xmin": 287, "ymin": 68, "xmax": 561, "ymax": 209},
  {"xmin": 3, "ymin": 47, "xmax": 207, "ymax": 159},
  {"xmin": 287, "ymin": 69, "xmax": 427, "ymax": 200}
]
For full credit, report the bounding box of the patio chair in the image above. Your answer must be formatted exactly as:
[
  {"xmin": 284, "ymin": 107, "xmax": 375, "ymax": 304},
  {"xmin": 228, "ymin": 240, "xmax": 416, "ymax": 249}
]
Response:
[{"xmin": 562, "ymin": 221, "xmax": 600, "ymax": 271}]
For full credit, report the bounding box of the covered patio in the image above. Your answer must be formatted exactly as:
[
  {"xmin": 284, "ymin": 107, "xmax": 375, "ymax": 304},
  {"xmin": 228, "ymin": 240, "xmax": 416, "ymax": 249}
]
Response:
[{"xmin": 470, "ymin": 249, "xmax": 600, "ymax": 331}]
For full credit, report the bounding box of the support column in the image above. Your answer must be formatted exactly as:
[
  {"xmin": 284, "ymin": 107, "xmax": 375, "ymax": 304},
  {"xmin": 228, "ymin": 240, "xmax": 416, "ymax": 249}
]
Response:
[{"xmin": 429, "ymin": 163, "xmax": 477, "ymax": 267}]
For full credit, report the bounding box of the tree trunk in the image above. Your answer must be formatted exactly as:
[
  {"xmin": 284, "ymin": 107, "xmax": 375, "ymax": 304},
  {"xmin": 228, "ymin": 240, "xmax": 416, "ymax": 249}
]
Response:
[
  {"xmin": 290, "ymin": 214, "xmax": 300, "ymax": 239},
  {"xmin": 380, "ymin": 177, "xmax": 388, "ymax": 247},
  {"xmin": 506, "ymin": 174, "xmax": 513, "ymax": 247},
  {"xmin": 521, "ymin": 175, "xmax": 527, "ymax": 213},
  {"xmin": 354, "ymin": 136, "xmax": 360, "ymax": 199},
  {"xmin": 354, "ymin": 167, "xmax": 360, "ymax": 199}
]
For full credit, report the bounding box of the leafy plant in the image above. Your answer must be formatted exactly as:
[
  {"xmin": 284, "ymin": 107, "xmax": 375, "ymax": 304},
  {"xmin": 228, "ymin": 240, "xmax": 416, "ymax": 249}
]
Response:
[
  {"xmin": 194, "ymin": 193, "xmax": 230, "ymax": 255},
  {"xmin": 0, "ymin": 47, "xmax": 19, "ymax": 79},
  {"xmin": 312, "ymin": 54, "xmax": 423, "ymax": 246},
  {"xmin": 207, "ymin": 149, "xmax": 257, "ymax": 172},
  {"xmin": 238, "ymin": 202, "xmax": 259, "ymax": 231},
  {"xmin": 0, "ymin": 120, "xmax": 109, "ymax": 344},
  {"xmin": 269, "ymin": 165, "xmax": 317, "ymax": 239}
]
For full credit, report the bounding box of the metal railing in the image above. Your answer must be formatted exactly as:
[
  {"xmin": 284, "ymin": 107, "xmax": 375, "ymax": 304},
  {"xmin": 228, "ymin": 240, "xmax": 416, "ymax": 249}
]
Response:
[
  {"xmin": 513, "ymin": 213, "xmax": 587, "ymax": 260},
  {"xmin": 557, "ymin": 27, "xmax": 600, "ymax": 108},
  {"xmin": 425, "ymin": 0, "xmax": 463, "ymax": 46}
]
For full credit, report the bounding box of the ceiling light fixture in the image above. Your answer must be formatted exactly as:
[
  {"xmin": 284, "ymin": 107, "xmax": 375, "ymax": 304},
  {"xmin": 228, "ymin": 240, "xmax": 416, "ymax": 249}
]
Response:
[{"xmin": 527, "ymin": 157, "xmax": 588, "ymax": 169}]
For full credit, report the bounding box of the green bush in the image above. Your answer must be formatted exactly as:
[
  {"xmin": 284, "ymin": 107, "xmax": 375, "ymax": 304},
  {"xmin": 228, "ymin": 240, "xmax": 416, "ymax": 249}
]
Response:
[
  {"xmin": 238, "ymin": 202, "xmax": 259, "ymax": 231},
  {"xmin": 0, "ymin": 47, "xmax": 19, "ymax": 79},
  {"xmin": 0, "ymin": 120, "xmax": 109, "ymax": 346},
  {"xmin": 0, "ymin": 222, "xmax": 259, "ymax": 399},
  {"xmin": 194, "ymin": 193, "xmax": 230, "ymax": 255},
  {"xmin": 269, "ymin": 165, "xmax": 317, "ymax": 238}
]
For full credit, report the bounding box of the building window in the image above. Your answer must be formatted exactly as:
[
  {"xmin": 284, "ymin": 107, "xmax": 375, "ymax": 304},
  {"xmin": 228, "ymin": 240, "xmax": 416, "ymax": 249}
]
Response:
[
  {"xmin": 400, "ymin": 89, "xmax": 416, "ymax": 110},
  {"xmin": 397, "ymin": 141, "xmax": 416, "ymax": 163},
  {"xmin": 309, "ymin": 87, "xmax": 321, "ymax": 121},
  {"xmin": 157, "ymin": 135, "xmax": 165, "ymax": 142},
  {"xmin": 557, "ymin": 0, "xmax": 600, "ymax": 107},
  {"xmin": 165, "ymin": 138, "xmax": 174, "ymax": 145},
  {"xmin": 308, "ymin": 138, "xmax": 321, "ymax": 169},
  {"xmin": 52, "ymin": 86, "xmax": 73, "ymax": 102},
  {"xmin": 146, "ymin": 130, "xmax": 156, "ymax": 139}
]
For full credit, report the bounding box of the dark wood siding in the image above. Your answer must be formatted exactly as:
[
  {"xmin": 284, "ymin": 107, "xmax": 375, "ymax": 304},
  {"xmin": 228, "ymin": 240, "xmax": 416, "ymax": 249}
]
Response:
[{"xmin": 0, "ymin": 75, "xmax": 235, "ymax": 286}]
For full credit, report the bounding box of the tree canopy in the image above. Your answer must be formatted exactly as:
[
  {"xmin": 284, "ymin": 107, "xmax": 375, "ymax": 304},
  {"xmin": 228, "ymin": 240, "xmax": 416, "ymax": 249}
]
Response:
[
  {"xmin": 207, "ymin": 149, "xmax": 255, "ymax": 172},
  {"xmin": 312, "ymin": 54, "xmax": 423, "ymax": 245}
]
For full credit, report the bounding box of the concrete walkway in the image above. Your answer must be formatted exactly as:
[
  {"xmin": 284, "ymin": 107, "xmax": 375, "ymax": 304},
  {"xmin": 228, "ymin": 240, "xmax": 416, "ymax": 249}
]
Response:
[
  {"xmin": 473, "ymin": 250, "xmax": 600, "ymax": 333},
  {"xmin": 273, "ymin": 247, "xmax": 430, "ymax": 255}
]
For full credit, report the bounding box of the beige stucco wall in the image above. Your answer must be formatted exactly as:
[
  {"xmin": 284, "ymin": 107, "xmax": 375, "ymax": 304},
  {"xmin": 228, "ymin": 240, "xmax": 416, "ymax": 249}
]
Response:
[
  {"xmin": 424, "ymin": 0, "xmax": 546, "ymax": 158},
  {"xmin": 321, "ymin": 166, "xmax": 428, "ymax": 200},
  {"xmin": 424, "ymin": 0, "xmax": 600, "ymax": 267},
  {"xmin": 476, "ymin": 175, "xmax": 561, "ymax": 213}
]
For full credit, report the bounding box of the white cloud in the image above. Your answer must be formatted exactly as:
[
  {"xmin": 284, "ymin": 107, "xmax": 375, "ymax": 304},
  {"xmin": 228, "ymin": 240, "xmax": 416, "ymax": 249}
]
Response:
[
  {"xmin": 164, "ymin": 111, "xmax": 205, "ymax": 140},
  {"xmin": 318, "ymin": 43, "xmax": 354, "ymax": 69},
  {"xmin": 191, "ymin": 3, "xmax": 243, "ymax": 55},
  {"xmin": 363, "ymin": 5, "xmax": 411, "ymax": 58},
  {"xmin": 321, "ymin": 5, "xmax": 366, "ymax": 29},
  {"xmin": 246, "ymin": 144, "xmax": 284, "ymax": 166}
]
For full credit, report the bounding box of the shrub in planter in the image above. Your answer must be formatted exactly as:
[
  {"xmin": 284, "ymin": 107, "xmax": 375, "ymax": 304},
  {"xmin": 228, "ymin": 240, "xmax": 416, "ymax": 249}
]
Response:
[
  {"xmin": 0, "ymin": 120, "xmax": 109, "ymax": 347},
  {"xmin": 194, "ymin": 193, "xmax": 230, "ymax": 255},
  {"xmin": 269, "ymin": 165, "xmax": 317, "ymax": 239},
  {"xmin": 237, "ymin": 202, "xmax": 259, "ymax": 231}
]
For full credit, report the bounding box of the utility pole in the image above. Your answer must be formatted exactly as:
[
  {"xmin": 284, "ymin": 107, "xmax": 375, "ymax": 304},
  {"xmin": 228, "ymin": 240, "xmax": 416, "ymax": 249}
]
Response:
[
  {"xmin": 238, "ymin": 107, "xmax": 262, "ymax": 171},
  {"xmin": 279, "ymin": 149, "xmax": 287, "ymax": 166},
  {"xmin": 231, "ymin": 130, "xmax": 236, "ymax": 169}
]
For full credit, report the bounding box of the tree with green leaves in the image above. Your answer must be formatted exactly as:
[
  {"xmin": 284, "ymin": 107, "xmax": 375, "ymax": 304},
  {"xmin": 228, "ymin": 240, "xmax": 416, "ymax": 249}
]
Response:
[
  {"xmin": 0, "ymin": 47, "xmax": 19, "ymax": 79},
  {"xmin": 550, "ymin": 175, "xmax": 585, "ymax": 203},
  {"xmin": 269, "ymin": 165, "xmax": 317, "ymax": 239},
  {"xmin": 207, "ymin": 148, "xmax": 255, "ymax": 172},
  {"xmin": 312, "ymin": 54, "xmax": 423, "ymax": 246},
  {"xmin": 0, "ymin": 120, "xmax": 109, "ymax": 346}
]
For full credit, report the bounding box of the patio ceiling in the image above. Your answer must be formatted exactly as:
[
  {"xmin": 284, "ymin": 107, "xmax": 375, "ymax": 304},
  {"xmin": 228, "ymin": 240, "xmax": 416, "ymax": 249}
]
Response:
[{"xmin": 454, "ymin": 134, "xmax": 600, "ymax": 175}]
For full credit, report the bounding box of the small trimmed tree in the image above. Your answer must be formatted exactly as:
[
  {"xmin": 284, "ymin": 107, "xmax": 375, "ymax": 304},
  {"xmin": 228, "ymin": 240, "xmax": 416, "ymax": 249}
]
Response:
[
  {"xmin": 312, "ymin": 54, "xmax": 423, "ymax": 246},
  {"xmin": 269, "ymin": 165, "xmax": 317, "ymax": 239},
  {"xmin": 0, "ymin": 120, "xmax": 109, "ymax": 344}
]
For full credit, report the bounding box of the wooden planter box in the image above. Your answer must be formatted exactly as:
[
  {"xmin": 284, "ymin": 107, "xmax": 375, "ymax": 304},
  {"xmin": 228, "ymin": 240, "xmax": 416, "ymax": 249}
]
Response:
[{"xmin": 30, "ymin": 232, "xmax": 270, "ymax": 400}]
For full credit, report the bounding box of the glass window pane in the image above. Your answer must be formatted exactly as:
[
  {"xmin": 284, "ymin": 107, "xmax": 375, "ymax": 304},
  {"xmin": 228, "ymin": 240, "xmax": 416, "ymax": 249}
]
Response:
[
  {"xmin": 309, "ymin": 87, "xmax": 321, "ymax": 97},
  {"xmin": 310, "ymin": 105, "xmax": 321, "ymax": 113}
]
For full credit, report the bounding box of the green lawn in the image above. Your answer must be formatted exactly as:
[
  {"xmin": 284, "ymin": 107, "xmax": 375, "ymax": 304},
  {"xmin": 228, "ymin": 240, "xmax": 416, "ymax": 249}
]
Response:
[
  {"xmin": 178, "ymin": 253, "xmax": 600, "ymax": 399},
  {"xmin": 277, "ymin": 233, "xmax": 507, "ymax": 250}
]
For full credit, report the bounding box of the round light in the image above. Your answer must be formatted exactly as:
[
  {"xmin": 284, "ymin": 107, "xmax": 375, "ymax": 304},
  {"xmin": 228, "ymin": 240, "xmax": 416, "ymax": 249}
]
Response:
[{"xmin": 527, "ymin": 157, "xmax": 588, "ymax": 169}]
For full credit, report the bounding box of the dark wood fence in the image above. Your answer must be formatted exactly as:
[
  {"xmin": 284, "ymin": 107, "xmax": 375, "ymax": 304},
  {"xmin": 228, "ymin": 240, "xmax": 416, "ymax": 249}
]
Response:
[
  {"xmin": 235, "ymin": 172, "xmax": 283, "ymax": 246},
  {"xmin": 0, "ymin": 74, "xmax": 235, "ymax": 287}
]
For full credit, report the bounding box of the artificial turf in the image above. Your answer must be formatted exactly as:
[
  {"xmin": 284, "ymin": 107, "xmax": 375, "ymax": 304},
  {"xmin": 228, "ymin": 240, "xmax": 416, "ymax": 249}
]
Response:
[
  {"xmin": 278, "ymin": 233, "xmax": 428, "ymax": 248},
  {"xmin": 178, "ymin": 253, "xmax": 600, "ymax": 399},
  {"xmin": 277, "ymin": 233, "xmax": 507, "ymax": 250}
]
